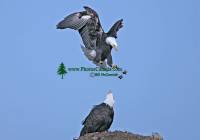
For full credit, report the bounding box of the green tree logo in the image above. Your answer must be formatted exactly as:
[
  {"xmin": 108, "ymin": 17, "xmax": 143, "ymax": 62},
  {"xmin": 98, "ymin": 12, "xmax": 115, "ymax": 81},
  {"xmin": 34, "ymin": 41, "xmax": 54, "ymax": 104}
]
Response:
[{"xmin": 57, "ymin": 62, "xmax": 67, "ymax": 79}]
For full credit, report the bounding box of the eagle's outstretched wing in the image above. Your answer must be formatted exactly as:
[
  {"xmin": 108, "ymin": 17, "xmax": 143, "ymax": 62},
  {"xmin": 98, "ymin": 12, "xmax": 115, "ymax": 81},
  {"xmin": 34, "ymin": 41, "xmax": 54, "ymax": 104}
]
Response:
[
  {"xmin": 57, "ymin": 6, "xmax": 103, "ymax": 50},
  {"xmin": 107, "ymin": 19, "xmax": 123, "ymax": 38},
  {"xmin": 56, "ymin": 12, "xmax": 89, "ymax": 30}
]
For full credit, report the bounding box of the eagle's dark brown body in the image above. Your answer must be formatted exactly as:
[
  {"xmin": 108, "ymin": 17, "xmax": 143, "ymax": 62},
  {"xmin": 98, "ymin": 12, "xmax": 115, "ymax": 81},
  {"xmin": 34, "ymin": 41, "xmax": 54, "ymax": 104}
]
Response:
[{"xmin": 80, "ymin": 103, "xmax": 114, "ymax": 136}]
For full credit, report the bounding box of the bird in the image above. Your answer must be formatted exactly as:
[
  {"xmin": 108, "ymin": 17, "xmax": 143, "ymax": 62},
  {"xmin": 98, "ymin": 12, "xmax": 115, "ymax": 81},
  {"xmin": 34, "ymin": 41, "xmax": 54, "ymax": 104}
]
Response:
[
  {"xmin": 118, "ymin": 75, "xmax": 123, "ymax": 79},
  {"xmin": 122, "ymin": 70, "xmax": 128, "ymax": 75},
  {"xmin": 80, "ymin": 90, "xmax": 115, "ymax": 136},
  {"xmin": 56, "ymin": 6, "xmax": 123, "ymax": 68}
]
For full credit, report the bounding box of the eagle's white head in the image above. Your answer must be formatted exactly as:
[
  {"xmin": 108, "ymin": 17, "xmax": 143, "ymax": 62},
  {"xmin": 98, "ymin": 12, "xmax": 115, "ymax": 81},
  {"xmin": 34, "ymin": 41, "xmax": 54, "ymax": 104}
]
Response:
[
  {"xmin": 106, "ymin": 37, "xmax": 118, "ymax": 51},
  {"xmin": 104, "ymin": 90, "xmax": 115, "ymax": 107}
]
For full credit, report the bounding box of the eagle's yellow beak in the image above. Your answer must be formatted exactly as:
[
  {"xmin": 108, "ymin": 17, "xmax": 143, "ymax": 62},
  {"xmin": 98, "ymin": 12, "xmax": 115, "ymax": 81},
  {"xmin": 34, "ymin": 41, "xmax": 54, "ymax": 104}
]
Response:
[{"xmin": 112, "ymin": 45, "xmax": 118, "ymax": 51}]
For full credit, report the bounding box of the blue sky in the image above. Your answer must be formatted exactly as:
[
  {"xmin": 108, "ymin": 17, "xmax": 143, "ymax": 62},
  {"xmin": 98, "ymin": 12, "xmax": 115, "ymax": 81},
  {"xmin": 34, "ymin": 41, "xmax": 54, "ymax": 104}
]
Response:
[{"xmin": 0, "ymin": 0, "xmax": 200, "ymax": 140}]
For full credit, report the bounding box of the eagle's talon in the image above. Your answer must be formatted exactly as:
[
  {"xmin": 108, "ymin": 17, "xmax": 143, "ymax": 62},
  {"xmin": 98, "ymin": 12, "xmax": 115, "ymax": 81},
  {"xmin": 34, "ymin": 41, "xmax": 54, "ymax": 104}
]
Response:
[
  {"xmin": 112, "ymin": 64, "xmax": 118, "ymax": 69},
  {"xmin": 99, "ymin": 61, "xmax": 104, "ymax": 65}
]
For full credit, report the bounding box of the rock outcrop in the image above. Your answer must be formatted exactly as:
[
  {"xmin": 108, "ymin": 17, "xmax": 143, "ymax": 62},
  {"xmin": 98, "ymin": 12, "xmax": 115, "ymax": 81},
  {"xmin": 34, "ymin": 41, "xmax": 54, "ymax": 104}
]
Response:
[{"xmin": 76, "ymin": 131, "xmax": 163, "ymax": 140}]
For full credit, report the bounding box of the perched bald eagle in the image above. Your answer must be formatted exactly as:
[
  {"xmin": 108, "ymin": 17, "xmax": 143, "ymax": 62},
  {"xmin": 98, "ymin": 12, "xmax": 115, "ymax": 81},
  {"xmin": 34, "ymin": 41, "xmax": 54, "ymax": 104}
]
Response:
[
  {"xmin": 57, "ymin": 6, "xmax": 123, "ymax": 68},
  {"xmin": 80, "ymin": 91, "xmax": 115, "ymax": 136}
]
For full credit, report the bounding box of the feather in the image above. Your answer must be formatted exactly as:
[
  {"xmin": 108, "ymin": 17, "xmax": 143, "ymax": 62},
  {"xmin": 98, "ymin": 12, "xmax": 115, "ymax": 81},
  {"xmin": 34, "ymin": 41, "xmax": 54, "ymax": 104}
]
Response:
[{"xmin": 57, "ymin": 13, "xmax": 90, "ymax": 30}]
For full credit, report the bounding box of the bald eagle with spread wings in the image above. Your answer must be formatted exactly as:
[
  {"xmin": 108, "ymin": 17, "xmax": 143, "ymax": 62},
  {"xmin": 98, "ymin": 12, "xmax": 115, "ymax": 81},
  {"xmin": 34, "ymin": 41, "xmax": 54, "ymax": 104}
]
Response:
[{"xmin": 56, "ymin": 6, "xmax": 123, "ymax": 68}]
